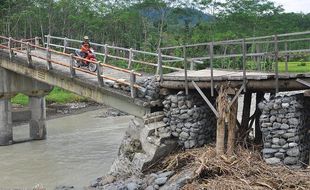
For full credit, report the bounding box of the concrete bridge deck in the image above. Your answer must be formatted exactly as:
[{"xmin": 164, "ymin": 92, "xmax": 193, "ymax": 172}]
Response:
[{"xmin": 0, "ymin": 50, "xmax": 151, "ymax": 118}]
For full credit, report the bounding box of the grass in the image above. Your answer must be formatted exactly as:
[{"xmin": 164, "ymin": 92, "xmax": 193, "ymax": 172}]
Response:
[
  {"xmin": 11, "ymin": 87, "xmax": 88, "ymax": 106},
  {"xmin": 278, "ymin": 61, "xmax": 310, "ymax": 73}
]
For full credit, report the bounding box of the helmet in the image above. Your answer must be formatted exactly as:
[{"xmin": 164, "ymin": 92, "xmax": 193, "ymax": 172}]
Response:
[{"xmin": 83, "ymin": 36, "xmax": 89, "ymax": 40}]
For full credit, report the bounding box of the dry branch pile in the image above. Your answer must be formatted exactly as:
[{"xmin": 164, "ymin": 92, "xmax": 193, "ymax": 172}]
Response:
[{"xmin": 151, "ymin": 145, "xmax": 310, "ymax": 190}]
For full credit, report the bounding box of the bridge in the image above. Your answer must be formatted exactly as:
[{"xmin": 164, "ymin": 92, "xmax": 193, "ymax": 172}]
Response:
[{"xmin": 1, "ymin": 31, "xmax": 310, "ymax": 153}]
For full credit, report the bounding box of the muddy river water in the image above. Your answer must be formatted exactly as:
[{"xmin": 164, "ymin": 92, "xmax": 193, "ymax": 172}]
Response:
[{"xmin": 0, "ymin": 109, "xmax": 132, "ymax": 189}]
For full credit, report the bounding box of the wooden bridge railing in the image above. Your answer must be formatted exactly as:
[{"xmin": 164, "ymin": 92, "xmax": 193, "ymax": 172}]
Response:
[
  {"xmin": 161, "ymin": 31, "xmax": 310, "ymax": 95},
  {"xmin": 43, "ymin": 35, "xmax": 191, "ymax": 74},
  {"xmin": 0, "ymin": 35, "xmax": 148, "ymax": 98}
]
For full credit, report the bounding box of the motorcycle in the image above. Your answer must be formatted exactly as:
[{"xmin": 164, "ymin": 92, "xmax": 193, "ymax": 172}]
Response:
[{"xmin": 74, "ymin": 48, "xmax": 98, "ymax": 72}]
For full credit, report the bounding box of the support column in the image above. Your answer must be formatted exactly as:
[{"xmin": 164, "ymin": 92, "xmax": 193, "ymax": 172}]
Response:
[
  {"xmin": 29, "ymin": 96, "xmax": 46, "ymax": 140},
  {"xmin": 0, "ymin": 99, "xmax": 13, "ymax": 145}
]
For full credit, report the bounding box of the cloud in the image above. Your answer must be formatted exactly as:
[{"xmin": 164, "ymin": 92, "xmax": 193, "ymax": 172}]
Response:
[{"xmin": 272, "ymin": 0, "xmax": 310, "ymax": 13}]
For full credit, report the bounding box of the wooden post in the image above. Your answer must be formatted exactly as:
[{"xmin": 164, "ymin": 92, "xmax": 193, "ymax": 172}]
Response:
[
  {"xmin": 216, "ymin": 85, "xmax": 228, "ymax": 155},
  {"xmin": 69, "ymin": 54, "xmax": 76, "ymax": 77},
  {"xmin": 130, "ymin": 70, "xmax": 136, "ymax": 98},
  {"xmin": 240, "ymin": 92, "xmax": 252, "ymax": 139},
  {"xmin": 285, "ymin": 42, "xmax": 289, "ymax": 74},
  {"xmin": 8, "ymin": 37, "xmax": 13, "ymax": 60},
  {"xmin": 46, "ymin": 34, "xmax": 50, "ymax": 49},
  {"xmin": 46, "ymin": 47, "xmax": 52, "ymax": 70},
  {"xmin": 254, "ymin": 92, "xmax": 264, "ymax": 144},
  {"xmin": 183, "ymin": 46, "xmax": 189, "ymax": 96},
  {"xmin": 97, "ymin": 62, "xmax": 104, "ymax": 87},
  {"xmin": 20, "ymin": 39, "xmax": 25, "ymax": 50},
  {"xmin": 128, "ymin": 48, "xmax": 133, "ymax": 69},
  {"xmin": 190, "ymin": 60, "xmax": 195, "ymax": 70},
  {"xmin": 63, "ymin": 37, "xmax": 68, "ymax": 53},
  {"xmin": 157, "ymin": 48, "xmax": 163, "ymax": 83},
  {"xmin": 227, "ymin": 91, "xmax": 238, "ymax": 156},
  {"xmin": 256, "ymin": 43, "xmax": 261, "ymax": 71},
  {"xmin": 35, "ymin": 37, "xmax": 40, "ymax": 48},
  {"xmin": 26, "ymin": 42, "xmax": 33, "ymax": 67},
  {"xmin": 274, "ymin": 35, "xmax": 279, "ymax": 93},
  {"xmin": 210, "ymin": 41, "xmax": 214, "ymax": 97},
  {"xmin": 242, "ymin": 39, "xmax": 247, "ymax": 92}
]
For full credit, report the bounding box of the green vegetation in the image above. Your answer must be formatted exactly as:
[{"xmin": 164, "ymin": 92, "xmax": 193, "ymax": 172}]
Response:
[
  {"xmin": 11, "ymin": 87, "xmax": 87, "ymax": 105},
  {"xmin": 279, "ymin": 62, "xmax": 310, "ymax": 73}
]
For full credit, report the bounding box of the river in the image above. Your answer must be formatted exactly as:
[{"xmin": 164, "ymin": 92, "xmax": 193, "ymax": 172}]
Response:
[{"xmin": 0, "ymin": 109, "xmax": 132, "ymax": 189}]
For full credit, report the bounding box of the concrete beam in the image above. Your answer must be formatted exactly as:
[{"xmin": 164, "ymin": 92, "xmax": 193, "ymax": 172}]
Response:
[
  {"xmin": 0, "ymin": 67, "xmax": 52, "ymax": 97},
  {"xmin": 0, "ymin": 53, "xmax": 150, "ymax": 118},
  {"xmin": 0, "ymin": 99, "xmax": 13, "ymax": 145}
]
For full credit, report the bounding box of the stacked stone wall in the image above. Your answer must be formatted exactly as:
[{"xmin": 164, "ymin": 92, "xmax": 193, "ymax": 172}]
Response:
[
  {"xmin": 162, "ymin": 91, "xmax": 216, "ymax": 149},
  {"xmin": 259, "ymin": 93, "xmax": 310, "ymax": 167}
]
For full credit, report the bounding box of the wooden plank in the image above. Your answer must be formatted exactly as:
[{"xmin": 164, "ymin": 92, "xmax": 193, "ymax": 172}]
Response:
[
  {"xmin": 228, "ymin": 84, "xmax": 245, "ymax": 110},
  {"xmin": 296, "ymin": 78, "xmax": 310, "ymax": 88},
  {"xmin": 192, "ymin": 81, "xmax": 219, "ymax": 118}
]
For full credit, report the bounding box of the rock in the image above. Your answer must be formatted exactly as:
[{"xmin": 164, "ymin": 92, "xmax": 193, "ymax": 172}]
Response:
[
  {"xmin": 284, "ymin": 157, "xmax": 299, "ymax": 165},
  {"xmin": 287, "ymin": 147, "xmax": 300, "ymax": 157},
  {"xmin": 280, "ymin": 123, "xmax": 289, "ymax": 130},
  {"xmin": 289, "ymin": 142, "xmax": 298, "ymax": 147},
  {"xmin": 274, "ymin": 152, "xmax": 285, "ymax": 159},
  {"xmin": 158, "ymin": 171, "xmax": 174, "ymax": 178},
  {"xmin": 282, "ymin": 133, "xmax": 296, "ymax": 139},
  {"xmin": 145, "ymin": 186, "xmax": 154, "ymax": 190},
  {"xmin": 272, "ymin": 122, "xmax": 281, "ymax": 130},
  {"xmin": 154, "ymin": 184, "xmax": 160, "ymax": 189},
  {"xmin": 278, "ymin": 138, "xmax": 286, "ymax": 146},
  {"xmin": 269, "ymin": 116, "xmax": 276, "ymax": 122},
  {"xmin": 281, "ymin": 103, "xmax": 289, "ymax": 108},
  {"xmin": 126, "ymin": 182, "xmax": 139, "ymax": 190},
  {"xmin": 288, "ymin": 118, "xmax": 299, "ymax": 125},
  {"xmin": 265, "ymin": 157, "xmax": 281, "ymax": 165},
  {"xmin": 263, "ymin": 148, "xmax": 278, "ymax": 154},
  {"xmin": 154, "ymin": 177, "xmax": 168, "ymax": 186},
  {"xmin": 272, "ymin": 138, "xmax": 279, "ymax": 144}
]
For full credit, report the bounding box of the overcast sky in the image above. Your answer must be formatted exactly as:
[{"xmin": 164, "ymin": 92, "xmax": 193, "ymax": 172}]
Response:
[{"xmin": 272, "ymin": 0, "xmax": 310, "ymax": 13}]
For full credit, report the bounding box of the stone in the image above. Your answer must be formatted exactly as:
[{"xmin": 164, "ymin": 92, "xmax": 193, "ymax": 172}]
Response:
[
  {"xmin": 284, "ymin": 157, "xmax": 299, "ymax": 165},
  {"xmin": 288, "ymin": 118, "xmax": 299, "ymax": 125},
  {"xmin": 281, "ymin": 103, "xmax": 289, "ymax": 108},
  {"xmin": 273, "ymin": 103, "xmax": 281, "ymax": 110},
  {"xmin": 272, "ymin": 122, "xmax": 281, "ymax": 130},
  {"xmin": 126, "ymin": 182, "xmax": 139, "ymax": 190},
  {"xmin": 287, "ymin": 147, "xmax": 300, "ymax": 157},
  {"xmin": 265, "ymin": 157, "xmax": 281, "ymax": 165},
  {"xmin": 189, "ymin": 140, "xmax": 196, "ymax": 148},
  {"xmin": 263, "ymin": 148, "xmax": 278, "ymax": 154},
  {"xmin": 154, "ymin": 177, "xmax": 168, "ymax": 186},
  {"xmin": 158, "ymin": 171, "xmax": 174, "ymax": 178},
  {"xmin": 179, "ymin": 132, "xmax": 189, "ymax": 139},
  {"xmin": 270, "ymin": 116, "xmax": 276, "ymax": 122},
  {"xmin": 171, "ymin": 96, "xmax": 178, "ymax": 103},
  {"xmin": 154, "ymin": 184, "xmax": 160, "ymax": 189},
  {"xmin": 282, "ymin": 143, "xmax": 289, "ymax": 149},
  {"xmin": 272, "ymin": 138, "xmax": 279, "ymax": 144},
  {"xmin": 278, "ymin": 138, "xmax": 286, "ymax": 146},
  {"xmin": 145, "ymin": 186, "xmax": 154, "ymax": 190},
  {"xmin": 274, "ymin": 152, "xmax": 285, "ymax": 159},
  {"xmin": 282, "ymin": 133, "xmax": 296, "ymax": 139},
  {"xmin": 289, "ymin": 142, "xmax": 298, "ymax": 147},
  {"xmin": 261, "ymin": 123, "xmax": 272, "ymax": 128},
  {"xmin": 287, "ymin": 136, "xmax": 300, "ymax": 142},
  {"xmin": 280, "ymin": 123, "xmax": 289, "ymax": 130}
]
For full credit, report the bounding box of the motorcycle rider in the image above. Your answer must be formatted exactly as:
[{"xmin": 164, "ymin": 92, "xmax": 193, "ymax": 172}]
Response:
[{"xmin": 75, "ymin": 36, "xmax": 91, "ymax": 59}]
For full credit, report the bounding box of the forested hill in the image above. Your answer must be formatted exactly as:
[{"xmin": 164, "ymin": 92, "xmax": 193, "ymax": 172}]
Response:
[{"xmin": 1, "ymin": 0, "xmax": 310, "ymax": 51}]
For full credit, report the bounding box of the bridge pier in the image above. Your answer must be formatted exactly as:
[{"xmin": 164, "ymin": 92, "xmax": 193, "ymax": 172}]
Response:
[
  {"xmin": 29, "ymin": 96, "xmax": 47, "ymax": 140},
  {"xmin": 0, "ymin": 98, "xmax": 13, "ymax": 145}
]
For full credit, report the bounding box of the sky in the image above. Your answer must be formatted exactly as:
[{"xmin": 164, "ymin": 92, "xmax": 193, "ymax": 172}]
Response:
[{"xmin": 272, "ymin": 0, "xmax": 310, "ymax": 13}]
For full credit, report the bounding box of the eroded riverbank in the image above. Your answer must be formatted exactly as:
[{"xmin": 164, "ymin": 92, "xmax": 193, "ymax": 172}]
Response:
[{"xmin": 0, "ymin": 108, "xmax": 133, "ymax": 189}]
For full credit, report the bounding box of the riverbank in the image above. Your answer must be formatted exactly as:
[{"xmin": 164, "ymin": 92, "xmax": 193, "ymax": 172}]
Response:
[
  {"xmin": 93, "ymin": 145, "xmax": 310, "ymax": 190},
  {"xmin": 12, "ymin": 101, "xmax": 127, "ymax": 125}
]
